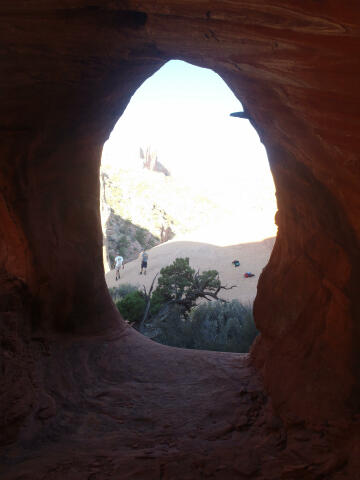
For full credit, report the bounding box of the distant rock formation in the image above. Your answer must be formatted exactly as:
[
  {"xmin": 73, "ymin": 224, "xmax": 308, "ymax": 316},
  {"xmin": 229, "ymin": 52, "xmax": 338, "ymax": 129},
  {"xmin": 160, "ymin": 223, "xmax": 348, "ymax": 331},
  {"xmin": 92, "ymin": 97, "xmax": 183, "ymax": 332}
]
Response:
[
  {"xmin": 100, "ymin": 163, "xmax": 224, "ymax": 266},
  {"xmin": 105, "ymin": 210, "xmax": 160, "ymax": 266},
  {"xmin": 160, "ymin": 224, "xmax": 174, "ymax": 242},
  {"xmin": 100, "ymin": 169, "xmax": 161, "ymax": 268},
  {"xmin": 140, "ymin": 146, "xmax": 171, "ymax": 176}
]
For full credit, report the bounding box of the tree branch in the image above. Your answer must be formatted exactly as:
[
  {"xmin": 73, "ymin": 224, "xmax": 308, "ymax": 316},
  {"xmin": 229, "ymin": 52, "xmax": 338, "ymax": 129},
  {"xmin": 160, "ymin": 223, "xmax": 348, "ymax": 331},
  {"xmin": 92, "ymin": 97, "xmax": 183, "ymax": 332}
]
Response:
[{"xmin": 140, "ymin": 272, "xmax": 159, "ymax": 329}]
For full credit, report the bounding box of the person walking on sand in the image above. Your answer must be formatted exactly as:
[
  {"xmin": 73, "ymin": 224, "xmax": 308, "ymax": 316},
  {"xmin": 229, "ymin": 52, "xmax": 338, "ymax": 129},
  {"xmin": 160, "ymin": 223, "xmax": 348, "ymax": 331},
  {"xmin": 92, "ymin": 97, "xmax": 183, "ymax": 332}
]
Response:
[
  {"xmin": 139, "ymin": 250, "xmax": 149, "ymax": 275},
  {"xmin": 114, "ymin": 254, "xmax": 124, "ymax": 281}
]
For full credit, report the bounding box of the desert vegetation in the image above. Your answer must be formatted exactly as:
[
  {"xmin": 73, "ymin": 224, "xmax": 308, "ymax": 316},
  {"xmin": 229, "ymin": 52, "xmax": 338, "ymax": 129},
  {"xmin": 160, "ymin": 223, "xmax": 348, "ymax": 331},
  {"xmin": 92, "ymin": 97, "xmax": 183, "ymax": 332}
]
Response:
[{"xmin": 109, "ymin": 258, "xmax": 258, "ymax": 353}]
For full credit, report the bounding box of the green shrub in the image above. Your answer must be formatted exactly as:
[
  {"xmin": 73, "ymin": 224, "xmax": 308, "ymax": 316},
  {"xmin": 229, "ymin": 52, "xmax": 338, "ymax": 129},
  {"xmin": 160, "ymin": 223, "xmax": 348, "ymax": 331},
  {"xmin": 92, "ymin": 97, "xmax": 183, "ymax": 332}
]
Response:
[
  {"xmin": 135, "ymin": 228, "xmax": 147, "ymax": 247},
  {"xmin": 189, "ymin": 300, "xmax": 257, "ymax": 353},
  {"xmin": 122, "ymin": 219, "xmax": 133, "ymax": 235},
  {"xmin": 146, "ymin": 300, "xmax": 257, "ymax": 353},
  {"xmin": 145, "ymin": 305, "xmax": 193, "ymax": 349},
  {"xmin": 115, "ymin": 235, "xmax": 130, "ymax": 256},
  {"xmin": 116, "ymin": 290, "xmax": 146, "ymax": 326},
  {"xmin": 148, "ymin": 289, "xmax": 166, "ymax": 317},
  {"xmin": 108, "ymin": 284, "xmax": 138, "ymax": 303}
]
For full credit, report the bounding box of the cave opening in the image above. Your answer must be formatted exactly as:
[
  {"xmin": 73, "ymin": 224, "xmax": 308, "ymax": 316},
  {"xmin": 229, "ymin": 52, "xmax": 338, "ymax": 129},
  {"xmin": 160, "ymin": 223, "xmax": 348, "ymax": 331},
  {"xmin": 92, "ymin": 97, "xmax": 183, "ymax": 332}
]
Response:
[
  {"xmin": 2, "ymin": 3, "xmax": 360, "ymax": 477},
  {"xmin": 100, "ymin": 60, "xmax": 277, "ymax": 353}
]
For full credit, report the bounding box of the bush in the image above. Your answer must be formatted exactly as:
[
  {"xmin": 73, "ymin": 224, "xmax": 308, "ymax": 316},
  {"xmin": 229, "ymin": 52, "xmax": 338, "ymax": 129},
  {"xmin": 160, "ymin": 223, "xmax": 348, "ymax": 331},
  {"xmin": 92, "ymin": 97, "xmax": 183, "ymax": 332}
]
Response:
[
  {"xmin": 108, "ymin": 284, "xmax": 138, "ymax": 303},
  {"xmin": 116, "ymin": 290, "xmax": 146, "ymax": 325},
  {"xmin": 115, "ymin": 235, "xmax": 130, "ymax": 256},
  {"xmin": 144, "ymin": 304, "xmax": 193, "ymax": 349},
  {"xmin": 146, "ymin": 300, "xmax": 257, "ymax": 353},
  {"xmin": 190, "ymin": 300, "xmax": 258, "ymax": 353},
  {"xmin": 149, "ymin": 289, "xmax": 166, "ymax": 317},
  {"xmin": 135, "ymin": 227, "xmax": 147, "ymax": 248}
]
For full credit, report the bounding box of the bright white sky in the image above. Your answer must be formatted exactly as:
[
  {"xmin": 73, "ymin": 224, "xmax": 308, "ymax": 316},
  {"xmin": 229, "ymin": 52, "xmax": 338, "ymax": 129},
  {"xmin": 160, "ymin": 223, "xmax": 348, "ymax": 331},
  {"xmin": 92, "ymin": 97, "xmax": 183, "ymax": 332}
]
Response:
[{"xmin": 102, "ymin": 60, "xmax": 277, "ymax": 243}]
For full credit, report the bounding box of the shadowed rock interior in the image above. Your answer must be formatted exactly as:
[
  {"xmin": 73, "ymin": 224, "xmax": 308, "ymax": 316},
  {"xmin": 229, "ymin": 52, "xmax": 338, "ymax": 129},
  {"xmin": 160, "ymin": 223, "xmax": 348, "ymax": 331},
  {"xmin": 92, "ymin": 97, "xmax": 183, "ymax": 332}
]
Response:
[{"xmin": 1, "ymin": 2, "xmax": 360, "ymax": 478}]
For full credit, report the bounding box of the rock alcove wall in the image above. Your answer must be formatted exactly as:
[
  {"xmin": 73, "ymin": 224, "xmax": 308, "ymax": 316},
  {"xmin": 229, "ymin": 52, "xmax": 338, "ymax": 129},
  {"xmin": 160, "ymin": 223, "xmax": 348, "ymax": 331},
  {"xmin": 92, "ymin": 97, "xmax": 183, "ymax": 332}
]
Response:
[{"xmin": 1, "ymin": 2, "xmax": 360, "ymax": 478}]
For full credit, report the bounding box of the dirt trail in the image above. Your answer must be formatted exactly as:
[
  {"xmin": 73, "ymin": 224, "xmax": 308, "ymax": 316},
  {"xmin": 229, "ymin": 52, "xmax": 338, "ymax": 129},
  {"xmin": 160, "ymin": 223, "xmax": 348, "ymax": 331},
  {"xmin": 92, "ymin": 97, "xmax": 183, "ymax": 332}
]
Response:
[
  {"xmin": 106, "ymin": 237, "xmax": 276, "ymax": 304},
  {"xmin": 2, "ymin": 328, "xmax": 340, "ymax": 480}
]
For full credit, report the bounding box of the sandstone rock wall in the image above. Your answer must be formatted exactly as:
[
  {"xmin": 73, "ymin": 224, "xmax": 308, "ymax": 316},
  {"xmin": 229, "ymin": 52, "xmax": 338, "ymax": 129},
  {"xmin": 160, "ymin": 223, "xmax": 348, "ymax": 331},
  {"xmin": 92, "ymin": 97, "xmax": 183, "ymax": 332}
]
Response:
[{"xmin": 2, "ymin": 2, "xmax": 360, "ymax": 474}]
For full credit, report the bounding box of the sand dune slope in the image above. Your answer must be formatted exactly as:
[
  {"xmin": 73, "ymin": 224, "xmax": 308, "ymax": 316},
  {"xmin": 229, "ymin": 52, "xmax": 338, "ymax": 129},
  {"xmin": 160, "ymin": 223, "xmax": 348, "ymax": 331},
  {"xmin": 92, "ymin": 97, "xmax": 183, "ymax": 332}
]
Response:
[{"xmin": 106, "ymin": 237, "xmax": 276, "ymax": 304}]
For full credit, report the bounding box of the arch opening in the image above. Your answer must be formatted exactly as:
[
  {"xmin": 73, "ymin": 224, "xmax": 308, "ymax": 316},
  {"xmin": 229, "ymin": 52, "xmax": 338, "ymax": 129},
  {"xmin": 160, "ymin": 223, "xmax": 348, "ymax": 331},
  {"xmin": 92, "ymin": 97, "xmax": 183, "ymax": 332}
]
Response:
[
  {"xmin": 2, "ymin": 4, "xmax": 360, "ymax": 477},
  {"xmin": 100, "ymin": 60, "xmax": 277, "ymax": 353}
]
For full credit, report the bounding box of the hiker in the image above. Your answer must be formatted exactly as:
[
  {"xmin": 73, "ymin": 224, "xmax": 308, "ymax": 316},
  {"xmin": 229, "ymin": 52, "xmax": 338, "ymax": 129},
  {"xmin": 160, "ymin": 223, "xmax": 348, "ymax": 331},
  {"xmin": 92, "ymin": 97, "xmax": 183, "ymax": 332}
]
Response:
[
  {"xmin": 139, "ymin": 250, "xmax": 149, "ymax": 275},
  {"xmin": 114, "ymin": 254, "xmax": 124, "ymax": 281}
]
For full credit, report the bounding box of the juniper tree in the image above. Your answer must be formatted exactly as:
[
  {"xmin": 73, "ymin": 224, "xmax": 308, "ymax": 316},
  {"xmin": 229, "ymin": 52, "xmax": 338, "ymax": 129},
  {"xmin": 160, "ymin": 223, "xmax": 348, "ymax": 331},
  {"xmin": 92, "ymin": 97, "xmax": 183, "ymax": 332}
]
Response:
[{"xmin": 150, "ymin": 257, "xmax": 235, "ymax": 318}]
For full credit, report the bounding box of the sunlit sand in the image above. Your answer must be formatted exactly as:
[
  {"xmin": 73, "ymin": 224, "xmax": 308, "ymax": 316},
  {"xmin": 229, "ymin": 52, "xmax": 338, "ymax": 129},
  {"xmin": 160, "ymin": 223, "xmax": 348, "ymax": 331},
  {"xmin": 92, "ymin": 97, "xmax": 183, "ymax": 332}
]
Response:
[{"xmin": 106, "ymin": 234, "xmax": 276, "ymax": 305}]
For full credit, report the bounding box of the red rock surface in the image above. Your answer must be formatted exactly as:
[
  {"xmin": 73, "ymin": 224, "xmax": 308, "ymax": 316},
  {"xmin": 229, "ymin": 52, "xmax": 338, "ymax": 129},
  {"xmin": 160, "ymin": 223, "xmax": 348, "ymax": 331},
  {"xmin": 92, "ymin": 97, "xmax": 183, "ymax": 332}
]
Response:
[{"xmin": 1, "ymin": 2, "xmax": 360, "ymax": 478}]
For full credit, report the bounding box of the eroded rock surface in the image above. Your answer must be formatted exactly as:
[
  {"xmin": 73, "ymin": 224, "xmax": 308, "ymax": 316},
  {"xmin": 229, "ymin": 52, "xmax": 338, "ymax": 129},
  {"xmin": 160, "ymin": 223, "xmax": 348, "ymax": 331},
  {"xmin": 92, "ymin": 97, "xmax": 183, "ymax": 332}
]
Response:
[
  {"xmin": 1, "ymin": 1, "xmax": 360, "ymax": 478},
  {"xmin": 2, "ymin": 329, "xmax": 359, "ymax": 480}
]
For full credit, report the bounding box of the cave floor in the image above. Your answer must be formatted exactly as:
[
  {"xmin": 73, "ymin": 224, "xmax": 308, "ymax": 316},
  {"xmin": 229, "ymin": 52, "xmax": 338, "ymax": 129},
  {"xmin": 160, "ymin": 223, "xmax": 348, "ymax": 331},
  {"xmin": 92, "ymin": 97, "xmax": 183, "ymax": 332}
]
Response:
[{"xmin": 1, "ymin": 327, "xmax": 345, "ymax": 479}]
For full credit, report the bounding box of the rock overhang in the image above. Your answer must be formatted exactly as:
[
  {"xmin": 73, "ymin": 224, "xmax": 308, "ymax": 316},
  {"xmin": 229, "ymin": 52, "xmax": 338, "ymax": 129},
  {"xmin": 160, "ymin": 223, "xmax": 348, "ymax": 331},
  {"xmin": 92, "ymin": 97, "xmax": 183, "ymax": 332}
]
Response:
[{"xmin": 1, "ymin": 1, "xmax": 360, "ymax": 476}]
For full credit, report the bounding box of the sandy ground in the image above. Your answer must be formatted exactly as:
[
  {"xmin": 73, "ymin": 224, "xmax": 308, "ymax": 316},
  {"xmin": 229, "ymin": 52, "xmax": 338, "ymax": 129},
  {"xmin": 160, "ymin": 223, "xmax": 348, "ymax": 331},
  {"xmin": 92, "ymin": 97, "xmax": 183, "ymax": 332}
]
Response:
[{"xmin": 105, "ymin": 236, "xmax": 276, "ymax": 304}]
